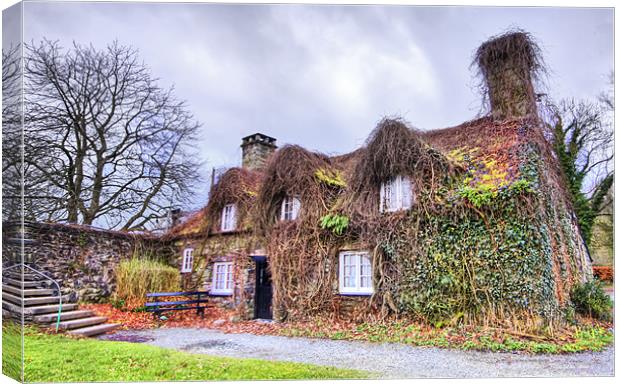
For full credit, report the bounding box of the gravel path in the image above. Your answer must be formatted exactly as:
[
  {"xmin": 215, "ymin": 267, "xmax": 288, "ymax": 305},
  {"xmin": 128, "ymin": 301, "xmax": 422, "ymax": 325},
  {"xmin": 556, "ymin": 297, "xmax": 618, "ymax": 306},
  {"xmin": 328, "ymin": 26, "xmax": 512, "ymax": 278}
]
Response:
[{"xmin": 101, "ymin": 328, "xmax": 614, "ymax": 379}]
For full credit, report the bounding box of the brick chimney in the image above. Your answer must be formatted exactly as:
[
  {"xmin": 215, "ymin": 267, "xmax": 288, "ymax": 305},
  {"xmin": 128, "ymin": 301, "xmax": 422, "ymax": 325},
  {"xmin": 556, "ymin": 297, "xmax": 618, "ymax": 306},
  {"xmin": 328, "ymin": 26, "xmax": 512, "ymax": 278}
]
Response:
[
  {"xmin": 241, "ymin": 133, "xmax": 277, "ymax": 171},
  {"xmin": 475, "ymin": 31, "xmax": 541, "ymax": 119}
]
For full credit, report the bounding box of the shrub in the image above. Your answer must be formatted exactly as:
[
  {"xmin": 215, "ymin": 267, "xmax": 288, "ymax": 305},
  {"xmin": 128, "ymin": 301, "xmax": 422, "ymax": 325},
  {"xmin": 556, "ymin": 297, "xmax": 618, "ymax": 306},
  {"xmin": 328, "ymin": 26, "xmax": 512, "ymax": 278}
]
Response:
[
  {"xmin": 592, "ymin": 266, "xmax": 613, "ymax": 282},
  {"xmin": 114, "ymin": 258, "xmax": 180, "ymax": 309},
  {"xmin": 570, "ymin": 280, "xmax": 612, "ymax": 321}
]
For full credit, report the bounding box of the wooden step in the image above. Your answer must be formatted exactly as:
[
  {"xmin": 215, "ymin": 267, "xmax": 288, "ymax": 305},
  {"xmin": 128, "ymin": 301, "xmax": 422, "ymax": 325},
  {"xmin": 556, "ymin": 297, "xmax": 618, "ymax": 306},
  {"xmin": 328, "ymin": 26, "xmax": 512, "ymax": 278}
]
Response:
[
  {"xmin": 56, "ymin": 316, "xmax": 107, "ymax": 330},
  {"xmin": 23, "ymin": 303, "xmax": 78, "ymax": 315},
  {"xmin": 67, "ymin": 323, "xmax": 120, "ymax": 337},
  {"xmin": 2, "ymin": 292, "xmax": 69, "ymax": 306},
  {"xmin": 3, "ymin": 284, "xmax": 55, "ymax": 297},
  {"xmin": 2, "ymin": 278, "xmax": 42, "ymax": 289},
  {"xmin": 34, "ymin": 309, "xmax": 96, "ymax": 324}
]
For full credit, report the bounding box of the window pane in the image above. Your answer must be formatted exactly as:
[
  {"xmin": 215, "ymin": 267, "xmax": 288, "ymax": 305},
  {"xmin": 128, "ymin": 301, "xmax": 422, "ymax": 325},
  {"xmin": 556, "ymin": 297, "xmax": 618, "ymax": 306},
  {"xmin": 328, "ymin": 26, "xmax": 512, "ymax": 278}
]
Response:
[
  {"xmin": 226, "ymin": 264, "xmax": 233, "ymax": 289},
  {"xmin": 360, "ymin": 254, "xmax": 372, "ymax": 288},
  {"xmin": 343, "ymin": 254, "xmax": 356, "ymax": 288},
  {"xmin": 389, "ymin": 178, "xmax": 398, "ymax": 211},
  {"xmin": 401, "ymin": 176, "xmax": 412, "ymax": 208},
  {"xmin": 292, "ymin": 197, "xmax": 301, "ymax": 219}
]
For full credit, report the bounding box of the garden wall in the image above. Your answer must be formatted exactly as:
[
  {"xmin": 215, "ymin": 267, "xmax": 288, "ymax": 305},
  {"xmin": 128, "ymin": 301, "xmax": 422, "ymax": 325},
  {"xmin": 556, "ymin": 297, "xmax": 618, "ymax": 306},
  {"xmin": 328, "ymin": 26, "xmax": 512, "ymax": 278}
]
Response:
[{"xmin": 2, "ymin": 221, "xmax": 175, "ymax": 302}]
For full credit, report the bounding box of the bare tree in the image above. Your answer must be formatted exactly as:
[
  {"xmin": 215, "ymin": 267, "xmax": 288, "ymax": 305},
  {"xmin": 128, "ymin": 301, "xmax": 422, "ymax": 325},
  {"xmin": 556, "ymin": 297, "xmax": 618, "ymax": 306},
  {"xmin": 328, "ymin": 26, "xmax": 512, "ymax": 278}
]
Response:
[
  {"xmin": 2, "ymin": 44, "xmax": 23, "ymax": 222},
  {"xmin": 24, "ymin": 40, "xmax": 202, "ymax": 230},
  {"xmin": 598, "ymin": 71, "xmax": 614, "ymax": 111},
  {"xmin": 549, "ymin": 98, "xmax": 613, "ymax": 244}
]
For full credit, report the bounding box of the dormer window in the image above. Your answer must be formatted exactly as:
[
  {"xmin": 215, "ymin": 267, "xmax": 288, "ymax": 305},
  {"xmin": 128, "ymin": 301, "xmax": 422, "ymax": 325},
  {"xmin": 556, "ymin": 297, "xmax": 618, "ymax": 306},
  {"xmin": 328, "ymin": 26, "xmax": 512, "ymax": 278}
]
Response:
[
  {"xmin": 280, "ymin": 196, "xmax": 301, "ymax": 221},
  {"xmin": 221, "ymin": 204, "xmax": 237, "ymax": 231},
  {"xmin": 380, "ymin": 175, "xmax": 412, "ymax": 212}
]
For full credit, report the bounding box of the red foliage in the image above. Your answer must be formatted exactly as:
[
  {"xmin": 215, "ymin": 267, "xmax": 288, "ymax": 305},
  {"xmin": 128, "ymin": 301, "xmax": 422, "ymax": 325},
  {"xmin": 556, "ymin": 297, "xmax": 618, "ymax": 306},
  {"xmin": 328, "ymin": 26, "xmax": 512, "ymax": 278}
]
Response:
[
  {"xmin": 83, "ymin": 304, "xmax": 284, "ymax": 334},
  {"xmin": 593, "ymin": 266, "xmax": 614, "ymax": 282},
  {"xmin": 82, "ymin": 304, "xmax": 157, "ymax": 330}
]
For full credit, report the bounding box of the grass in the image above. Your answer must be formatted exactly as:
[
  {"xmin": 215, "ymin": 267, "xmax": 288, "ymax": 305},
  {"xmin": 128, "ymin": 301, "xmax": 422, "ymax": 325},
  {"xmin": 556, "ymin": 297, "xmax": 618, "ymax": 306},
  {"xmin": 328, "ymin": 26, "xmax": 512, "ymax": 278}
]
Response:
[
  {"xmin": 2, "ymin": 321, "xmax": 23, "ymax": 381},
  {"xmin": 279, "ymin": 319, "xmax": 614, "ymax": 354},
  {"xmin": 22, "ymin": 328, "xmax": 368, "ymax": 382}
]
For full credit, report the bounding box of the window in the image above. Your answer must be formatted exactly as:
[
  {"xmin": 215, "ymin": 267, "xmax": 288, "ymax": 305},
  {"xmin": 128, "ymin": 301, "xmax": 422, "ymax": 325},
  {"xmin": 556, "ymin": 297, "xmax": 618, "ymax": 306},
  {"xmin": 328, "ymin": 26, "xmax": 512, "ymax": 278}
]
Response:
[
  {"xmin": 380, "ymin": 175, "xmax": 412, "ymax": 212},
  {"xmin": 211, "ymin": 262, "xmax": 233, "ymax": 295},
  {"xmin": 181, "ymin": 248, "xmax": 194, "ymax": 273},
  {"xmin": 280, "ymin": 196, "xmax": 301, "ymax": 221},
  {"xmin": 221, "ymin": 204, "xmax": 237, "ymax": 231},
  {"xmin": 339, "ymin": 251, "xmax": 373, "ymax": 295}
]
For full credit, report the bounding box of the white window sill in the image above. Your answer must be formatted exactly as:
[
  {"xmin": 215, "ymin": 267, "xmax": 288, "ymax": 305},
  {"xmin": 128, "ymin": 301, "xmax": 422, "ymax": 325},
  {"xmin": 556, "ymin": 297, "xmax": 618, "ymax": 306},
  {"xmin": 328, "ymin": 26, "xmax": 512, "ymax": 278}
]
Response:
[
  {"xmin": 210, "ymin": 290, "xmax": 233, "ymax": 296},
  {"xmin": 339, "ymin": 290, "xmax": 373, "ymax": 296}
]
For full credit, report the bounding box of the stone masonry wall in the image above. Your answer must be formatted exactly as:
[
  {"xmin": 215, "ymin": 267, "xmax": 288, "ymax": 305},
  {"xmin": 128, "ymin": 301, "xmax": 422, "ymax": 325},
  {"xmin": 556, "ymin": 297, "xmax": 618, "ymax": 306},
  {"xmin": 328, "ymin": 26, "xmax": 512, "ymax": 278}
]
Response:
[{"xmin": 2, "ymin": 221, "xmax": 174, "ymax": 302}]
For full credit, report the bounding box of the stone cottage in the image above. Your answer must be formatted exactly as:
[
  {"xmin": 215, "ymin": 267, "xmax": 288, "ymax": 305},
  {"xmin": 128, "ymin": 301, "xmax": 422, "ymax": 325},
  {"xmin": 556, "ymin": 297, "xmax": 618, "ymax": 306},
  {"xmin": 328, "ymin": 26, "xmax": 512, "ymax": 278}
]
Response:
[{"xmin": 167, "ymin": 31, "xmax": 592, "ymax": 326}]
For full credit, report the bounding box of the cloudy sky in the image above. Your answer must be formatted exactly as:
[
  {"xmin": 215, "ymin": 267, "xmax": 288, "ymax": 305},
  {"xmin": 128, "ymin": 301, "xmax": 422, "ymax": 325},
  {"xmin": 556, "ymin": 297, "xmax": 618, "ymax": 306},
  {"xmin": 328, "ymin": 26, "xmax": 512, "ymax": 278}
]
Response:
[{"xmin": 8, "ymin": 1, "xmax": 615, "ymax": 209}]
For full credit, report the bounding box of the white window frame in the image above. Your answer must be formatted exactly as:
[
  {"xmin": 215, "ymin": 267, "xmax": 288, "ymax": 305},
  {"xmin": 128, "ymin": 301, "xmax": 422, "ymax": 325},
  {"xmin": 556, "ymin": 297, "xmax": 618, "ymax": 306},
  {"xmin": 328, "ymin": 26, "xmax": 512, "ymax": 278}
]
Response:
[
  {"xmin": 380, "ymin": 175, "xmax": 413, "ymax": 212},
  {"xmin": 181, "ymin": 248, "xmax": 194, "ymax": 273},
  {"xmin": 339, "ymin": 251, "xmax": 373, "ymax": 295},
  {"xmin": 221, "ymin": 204, "xmax": 237, "ymax": 231},
  {"xmin": 211, "ymin": 261, "xmax": 234, "ymax": 295},
  {"xmin": 280, "ymin": 196, "xmax": 301, "ymax": 221}
]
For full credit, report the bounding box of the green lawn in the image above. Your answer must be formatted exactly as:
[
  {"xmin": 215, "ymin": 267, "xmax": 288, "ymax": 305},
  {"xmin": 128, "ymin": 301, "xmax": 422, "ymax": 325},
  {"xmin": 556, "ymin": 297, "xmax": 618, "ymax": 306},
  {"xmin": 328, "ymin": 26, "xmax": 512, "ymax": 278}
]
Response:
[
  {"xmin": 23, "ymin": 330, "xmax": 368, "ymax": 382},
  {"xmin": 2, "ymin": 321, "xmax": 23, "ymax": 381}
]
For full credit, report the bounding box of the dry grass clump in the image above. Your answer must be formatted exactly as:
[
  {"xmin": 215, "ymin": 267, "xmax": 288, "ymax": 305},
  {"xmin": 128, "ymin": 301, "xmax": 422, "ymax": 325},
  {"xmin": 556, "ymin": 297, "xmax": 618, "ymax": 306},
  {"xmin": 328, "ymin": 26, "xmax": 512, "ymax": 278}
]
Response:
[
  {"xmin": 473, "ymin": 29, "xmax": 546, "ymax": 119},
  {"xmin": 113, "ymin": 258, "xmax": 180, "ymax": 309},
  {"xmin": 205, "ymin": 167, "xmax": 262, "ymax": 232}
]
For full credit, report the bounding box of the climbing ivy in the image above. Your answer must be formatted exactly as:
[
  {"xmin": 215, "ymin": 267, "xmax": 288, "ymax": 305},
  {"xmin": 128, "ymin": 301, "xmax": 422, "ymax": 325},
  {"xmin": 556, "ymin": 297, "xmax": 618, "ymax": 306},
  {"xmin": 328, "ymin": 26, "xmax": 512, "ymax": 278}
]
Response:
[{"xmin": 319, "ymin": 214, "xmax": 349, "ymax": 236}]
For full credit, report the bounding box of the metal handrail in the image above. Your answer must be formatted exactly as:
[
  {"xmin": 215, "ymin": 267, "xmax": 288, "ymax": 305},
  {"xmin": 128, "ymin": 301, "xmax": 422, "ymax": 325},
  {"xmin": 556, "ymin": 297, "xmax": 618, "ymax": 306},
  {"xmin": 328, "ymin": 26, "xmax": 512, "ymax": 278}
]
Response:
[{"xmin": 3, "ymin": 263, "xmax": 63, "ymax": 331}]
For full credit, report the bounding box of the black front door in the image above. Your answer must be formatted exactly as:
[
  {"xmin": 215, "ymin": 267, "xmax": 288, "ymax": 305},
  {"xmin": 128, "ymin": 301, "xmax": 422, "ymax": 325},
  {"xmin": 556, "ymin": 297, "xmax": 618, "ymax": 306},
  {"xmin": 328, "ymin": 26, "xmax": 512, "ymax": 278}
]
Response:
[{"xmin": 254, "ymin": 259, "xmax": 273, "ymax": 319}]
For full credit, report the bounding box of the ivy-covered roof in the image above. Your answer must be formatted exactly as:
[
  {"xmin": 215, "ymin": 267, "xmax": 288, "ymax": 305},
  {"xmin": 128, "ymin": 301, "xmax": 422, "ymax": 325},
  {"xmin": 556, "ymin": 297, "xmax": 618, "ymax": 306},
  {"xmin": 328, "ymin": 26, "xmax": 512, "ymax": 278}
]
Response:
[{"xmin": 169, "ymin": 115, "xmax": 539, "ymax": 236}]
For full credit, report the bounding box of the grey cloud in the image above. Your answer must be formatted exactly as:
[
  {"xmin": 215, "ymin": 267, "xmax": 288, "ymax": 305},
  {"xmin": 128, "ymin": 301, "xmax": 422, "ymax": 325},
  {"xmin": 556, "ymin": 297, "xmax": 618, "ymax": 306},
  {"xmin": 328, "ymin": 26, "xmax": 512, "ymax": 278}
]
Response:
[{"xmin": 19, "ymin": 2, "xmax": 614, "ymax": 208}]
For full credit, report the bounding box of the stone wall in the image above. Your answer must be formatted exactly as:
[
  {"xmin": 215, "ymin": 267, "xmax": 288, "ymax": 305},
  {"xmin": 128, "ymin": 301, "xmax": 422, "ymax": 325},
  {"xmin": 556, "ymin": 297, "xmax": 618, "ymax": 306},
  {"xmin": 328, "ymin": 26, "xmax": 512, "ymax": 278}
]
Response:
[
  {"xmin": 2, "ymin": 222, "xmax": 174, "ymax": 302},
  {"xmin": 172, "ymin": 233, "xmax": 258, "ymax": 320}
]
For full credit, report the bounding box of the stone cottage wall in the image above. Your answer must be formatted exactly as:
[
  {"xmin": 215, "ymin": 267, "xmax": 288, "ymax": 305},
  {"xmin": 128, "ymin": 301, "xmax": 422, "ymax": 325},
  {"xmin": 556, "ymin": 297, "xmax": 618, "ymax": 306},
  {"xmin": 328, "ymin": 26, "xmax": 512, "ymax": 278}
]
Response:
[
  {"xmin": 172, "ymin": 233, "xmax": 258, "ymax": 320},
  {"xmin": 2, "ymin": 221, "xmax": 174, "ymax": 302}
]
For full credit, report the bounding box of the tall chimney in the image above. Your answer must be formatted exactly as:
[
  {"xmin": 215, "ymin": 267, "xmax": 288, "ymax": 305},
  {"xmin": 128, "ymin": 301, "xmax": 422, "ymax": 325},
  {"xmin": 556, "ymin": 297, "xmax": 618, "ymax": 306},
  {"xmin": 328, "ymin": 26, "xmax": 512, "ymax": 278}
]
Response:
[
  {"xmin": 475, "ymin": 31, "xmax": 542, "ymax": 119},
  {"xmin": 241, "ymin": 133, "xmax": 277, "ymax": 171}
]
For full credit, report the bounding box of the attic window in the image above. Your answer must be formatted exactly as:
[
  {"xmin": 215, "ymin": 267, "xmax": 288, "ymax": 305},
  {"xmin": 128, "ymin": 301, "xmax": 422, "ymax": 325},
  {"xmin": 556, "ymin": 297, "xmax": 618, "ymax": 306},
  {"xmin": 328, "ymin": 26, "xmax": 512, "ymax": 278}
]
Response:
[
  {"xmin": 380, "ymin": 175, "xmax": 413, "ymax": 212},
  {"xmin": 280, "ymin": 196, "xmax": 301, "ymax": 221},
  {"xmin": 221, "ymin": 204, "xmax": 237, "ymax": 231},
  {"xmin": 181, "ymin": 248, "xmax": 194, "ymax": 273}
]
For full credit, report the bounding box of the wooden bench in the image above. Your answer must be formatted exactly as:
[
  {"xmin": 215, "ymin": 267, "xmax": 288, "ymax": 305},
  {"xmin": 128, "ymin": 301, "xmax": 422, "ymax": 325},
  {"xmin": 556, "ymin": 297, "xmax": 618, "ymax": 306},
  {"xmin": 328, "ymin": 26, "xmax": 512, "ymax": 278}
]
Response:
[{"xmin": 145, "ymin": 291, "xmax": 211, "ymax": 318}]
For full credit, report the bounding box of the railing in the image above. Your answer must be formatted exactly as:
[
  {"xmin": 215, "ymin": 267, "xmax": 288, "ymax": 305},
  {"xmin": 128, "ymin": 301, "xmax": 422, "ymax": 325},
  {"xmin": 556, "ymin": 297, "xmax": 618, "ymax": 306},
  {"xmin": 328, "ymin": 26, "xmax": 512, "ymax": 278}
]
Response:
[{"xmin": 2, "ymin": 263, "xmax": 63, "ymax": 331}]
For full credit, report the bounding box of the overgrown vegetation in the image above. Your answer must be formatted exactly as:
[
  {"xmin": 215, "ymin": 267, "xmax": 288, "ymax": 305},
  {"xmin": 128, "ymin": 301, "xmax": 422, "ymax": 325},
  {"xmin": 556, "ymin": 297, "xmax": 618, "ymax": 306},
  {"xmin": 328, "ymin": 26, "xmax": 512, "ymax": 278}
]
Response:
[
  {"xmin": 570, "ymin": 280, "xmax": 613, "ymax": 321},
  {"xmin": 22, "ymin": 328, "xmax": 367, "ymax": 381},
  {"xmin": 473, "ymin": 29, "xmax": 545, "ymax": 119},
  {"xmin": 113, "ymin": 258, "xmax": 180, "ymax": 309},
  {"xmin": 196, "ymin": 31, "xmax": 594, "ymax": 335},
  {"xmin": 315, "ymin": 168, "xmax": 347, "ymax": 188},
  {"xmin": 278, "ymin": 317, "xmax": 612, "ymax": 354}
]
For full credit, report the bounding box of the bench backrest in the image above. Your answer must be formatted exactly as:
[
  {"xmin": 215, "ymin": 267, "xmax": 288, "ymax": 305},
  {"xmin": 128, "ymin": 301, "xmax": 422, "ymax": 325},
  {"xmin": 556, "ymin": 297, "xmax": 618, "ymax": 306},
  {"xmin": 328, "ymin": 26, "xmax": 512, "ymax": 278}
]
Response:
[{"xmin": 146, "ymin": 291, "xmax": 210, "ymax": 298}]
